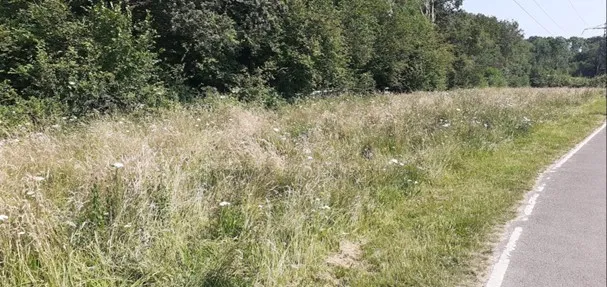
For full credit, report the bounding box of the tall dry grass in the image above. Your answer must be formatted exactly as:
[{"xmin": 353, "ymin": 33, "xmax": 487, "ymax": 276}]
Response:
[{"xmin": 0, "ymin": 88, "xmax": 603, "ymax": 286}]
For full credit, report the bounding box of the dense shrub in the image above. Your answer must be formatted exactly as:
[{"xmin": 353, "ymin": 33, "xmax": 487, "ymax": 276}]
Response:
[
  {"xmin": 0, "ymin": 0, "xmax": 168, "ymax": 123},
  {"xmin": 0, "ymin": 0, "xmax": 605, "ymax": 126},
  {"xmin": 589, "ymin": 74, "xmax": 607, "ymax": 88}
]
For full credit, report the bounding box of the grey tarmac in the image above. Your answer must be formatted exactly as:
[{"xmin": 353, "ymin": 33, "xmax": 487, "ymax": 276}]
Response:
[{"xmin": 485, "ymin": 123, "xmax": 606, "ymax": 287}]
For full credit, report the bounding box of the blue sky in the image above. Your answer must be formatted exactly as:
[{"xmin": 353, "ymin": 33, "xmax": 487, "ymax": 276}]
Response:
[{"xmin": 463, "ymin": 0, "xmax": 606, "ymax": 38}]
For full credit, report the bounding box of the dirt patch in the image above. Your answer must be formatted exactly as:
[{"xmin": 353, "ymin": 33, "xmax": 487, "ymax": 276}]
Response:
[{"xmin": 326, "ymin": 241, "xmax": 363, "ymax": 269}]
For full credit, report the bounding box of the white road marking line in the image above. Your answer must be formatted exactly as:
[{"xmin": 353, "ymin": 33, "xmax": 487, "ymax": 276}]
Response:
[
  {"xmin": 485, "ymin": 122, "xmax": 606, "ymax": 287},
  {"xmin": 537, "ymin": 183, "xmax": 545, "ymax": 192},
  {"xmin": 522, "ymin": 184, "xmax": 545, "ymax": 221},
  {"xmin": 523, "ymin": 193, "xmax": 540, "ymax": 217},
  {"xmin": 486, "ymin": 227, "xmax": 524, "ymax": 287},
  {"xmin": 552, "ymin": 122, "xmax": 606, "ymax": 171}
]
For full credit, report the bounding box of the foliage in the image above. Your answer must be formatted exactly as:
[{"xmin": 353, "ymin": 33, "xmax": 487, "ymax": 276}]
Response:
[
  {"xmin": 0, "ymin": 0, "xmax": 606, "ymax": 126},
  {"xmin": 528, "ymin": 36, "xmax": 606, "ymax": 87},
  {"xmin": 441, "ymin": 12, "xmax": 531, "ymax": 88},
  {"xmin": 0, "ymin": 0, "xmax": 168, "ymax": 124},
  {"xmin": 370, "ymin": 0, "xmax": 451, "ymax": 92}
]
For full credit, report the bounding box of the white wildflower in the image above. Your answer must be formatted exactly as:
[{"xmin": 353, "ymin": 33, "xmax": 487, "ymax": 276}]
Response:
[
  {"xmin": 0, "ymin": 215, "xmax": 8, "ymax": 222},
  {"xmin": 196, "ymin": 118, "xmax": 202, "ymax": 122},
  {"xmin": 32, "ymin": 176, "xmax": 45, "ymax": 182},
  {"xmin": 273, "ymin": 128, "xmax": 280, "ymax": 133},
  {"xmin": 442, "ymin": 122, "xmax": 451, "ymax": 128},
  {"xmin": 307, "ymin": 156, "xmax": 314, "ymax": 161},
  {"xmin": 219, "ymin": 201, "xmax": 231, "ymax": 207},
  {"xmin": 456, "ymin": 108, "xmax": 462, "ymax": 112},
  {"xmin": 320, "ymin": 205, "xmax": 331, "ymax": 210},
  {"xmin": 123, "ymin": 224, "xmax": 132, "ymax": 228},
  {"xmin": 390, "ymin": 159, "xmax": 399, "ymax": 165},
  {"xmin": 111, "ymin": 162, "xmax": 124, "ymax": 169}
]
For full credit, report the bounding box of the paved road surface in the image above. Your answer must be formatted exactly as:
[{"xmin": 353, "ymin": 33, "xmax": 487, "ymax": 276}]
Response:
[{"xmin": 486, "ymin": 124, "xmax": 606, "ymax": 287}]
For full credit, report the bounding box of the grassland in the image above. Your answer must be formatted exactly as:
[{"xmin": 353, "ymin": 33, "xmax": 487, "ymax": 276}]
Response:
[{"xmin": 0, "ymin": 88, "xmax": 605, "ymax": 286}]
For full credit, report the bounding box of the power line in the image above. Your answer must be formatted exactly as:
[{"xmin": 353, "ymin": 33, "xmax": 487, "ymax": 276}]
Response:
[
  {"xmin": 566, "ymin": 0, "xmax": 589, "ymax": 26},
  {"xmin": 510, "ymin": 0, "xmax": 554, "ymax": 36},
  {"xmin": 530, "ymin": 0, "xmax": 566, "ymax": 33},
  {"xmin": 582, "ymin": 23, "xmax": 607, "ymax": 35}
]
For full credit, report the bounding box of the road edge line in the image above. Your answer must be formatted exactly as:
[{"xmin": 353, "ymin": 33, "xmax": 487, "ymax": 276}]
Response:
[{"xmin": 483, "ymin": 121, "xmax": 606, "ymax": 287}]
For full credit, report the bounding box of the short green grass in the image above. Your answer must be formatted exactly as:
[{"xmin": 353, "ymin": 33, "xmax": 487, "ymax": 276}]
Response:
[{"xmin": 0, "ymin": 88, "xmax": 604, "ymax": 286}]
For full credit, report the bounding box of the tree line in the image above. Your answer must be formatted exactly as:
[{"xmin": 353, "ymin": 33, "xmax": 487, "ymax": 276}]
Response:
[{"xmin": 0, "ymin": 0, "xmax": 605, "ymax": 124}]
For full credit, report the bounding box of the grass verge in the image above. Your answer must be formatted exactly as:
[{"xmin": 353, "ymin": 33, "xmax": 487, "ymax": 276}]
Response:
[{"xmin": 0, "ymin": 88, "xmax": 605, "ymax": 286}]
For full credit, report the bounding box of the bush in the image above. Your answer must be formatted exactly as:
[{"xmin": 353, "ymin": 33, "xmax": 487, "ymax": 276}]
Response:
[
  {"xmin": 530, "ymin": 70, "xmax": 605, "ymax": 88},
  {"xmin": 0, "ymin": 0, "xmax": 168, "ymax": 124},
  {"xmin": 485, "ymin": 67, "xmax": 507, "ymax": 87},
  {"xmin": 0, "ymin": 0, "xmax": 603, "ymax": 128},
  {"xmin": 589, "ymin": 74, "xmax": 607, "ymax": 88}
]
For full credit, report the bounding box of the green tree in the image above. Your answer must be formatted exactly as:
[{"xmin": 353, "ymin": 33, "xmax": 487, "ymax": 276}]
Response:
[
  {"xmin": 442, "ymin": 12, "xmax": 530, "ymax": 88},
  {"xmin": 371, "ymin": 0, "xmax": 451, "ymax": 92}
]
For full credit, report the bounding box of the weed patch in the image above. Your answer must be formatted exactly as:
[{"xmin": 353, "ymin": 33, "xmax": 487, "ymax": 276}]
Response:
[{"xmin": 0, "ymin": 88, "xmax": 604, "ymax": 286}]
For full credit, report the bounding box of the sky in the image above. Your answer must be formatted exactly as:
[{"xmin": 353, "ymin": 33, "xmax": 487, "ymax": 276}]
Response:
[{"xmin": 463, "ymin": 0, "xmax": 607, "ymax": 38}]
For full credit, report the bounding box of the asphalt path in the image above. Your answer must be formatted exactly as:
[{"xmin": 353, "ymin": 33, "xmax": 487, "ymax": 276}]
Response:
[{"xmin": 485, "ymin": 123, "xmax": 606, "ymax": 287}]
